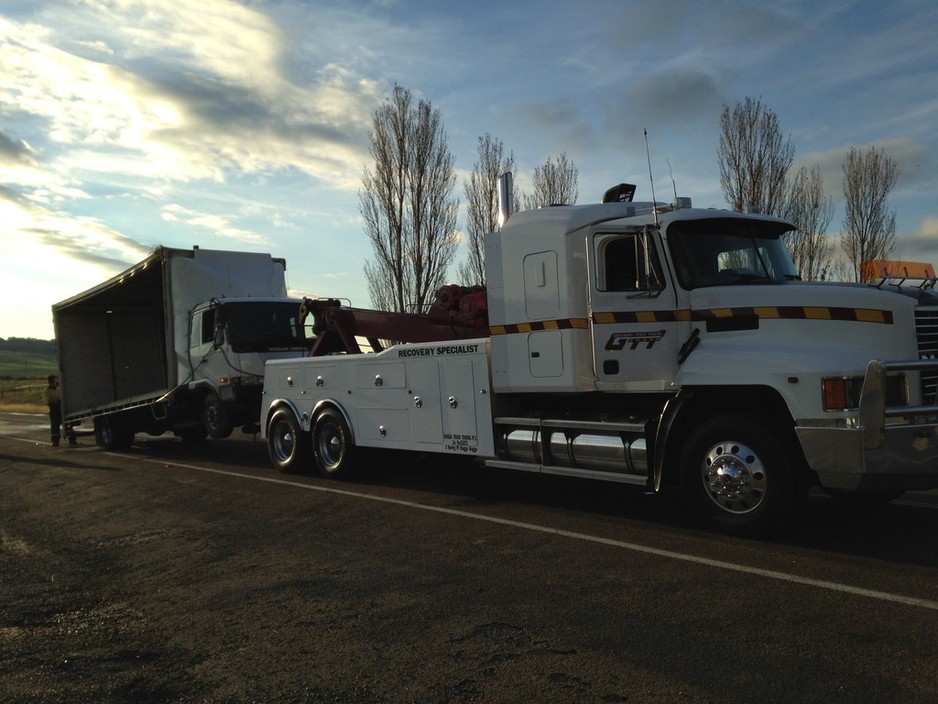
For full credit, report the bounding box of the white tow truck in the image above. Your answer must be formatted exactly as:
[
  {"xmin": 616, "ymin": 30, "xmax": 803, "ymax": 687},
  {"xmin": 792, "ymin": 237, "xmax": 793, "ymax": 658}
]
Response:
[{"xmin": 261, "ymin": 177, "xmax": 938, "ymax": 535}]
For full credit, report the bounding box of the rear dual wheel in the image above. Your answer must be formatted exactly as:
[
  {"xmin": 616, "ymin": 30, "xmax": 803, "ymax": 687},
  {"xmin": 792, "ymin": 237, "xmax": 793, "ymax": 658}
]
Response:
[
  {"xmin": 312, "ymin": 408, "xmax": 358, "ymax": 479},
  {"xmin": 267, "ymin": 408, "xmax": 310, "ymax": 474},
  {"xmin": 267, "ymin": 406, "xmax": 359, "ymax": 479}
]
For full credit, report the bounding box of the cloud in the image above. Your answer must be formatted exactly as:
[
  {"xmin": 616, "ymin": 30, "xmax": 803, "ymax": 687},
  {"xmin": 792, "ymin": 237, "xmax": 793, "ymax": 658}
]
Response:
[
  {"xmin": 914, "ymin": 217, "xmax": 938, "ymax": 240},
  {"xmin": 161, "ymin": 203, "xmax": 268, "ymax": 246},
  {"xmin": 513, "ymin": 100, "xmax": 597, "ymax": 158},
  {"xmin": 614, "ymin": 0, "xmax": 802, "ymax": 51},
  {"xmin": 902, "ymin": 219, "xmax": 938, "ymax": 275},
  {"xmin": 0, "ymin": 128, "xmax": 36, "ymax": 164},
  {"xmin": 0, "ymin": 5, "xmax": 377, "ymax": 193},
  {"xmin": 614, "ymin": 71, "xmax": 725, "ymax": 130},
  {"xmin": 795, "ymin": 137, "xmax": 932, "ymax": 202},
  {"xmin": 25, "ymin": 0, "xmax": 286, "ymax": 91},
  {"xmin": 0, "ymin": 185, "xmax": 151, "ymax": 268}
]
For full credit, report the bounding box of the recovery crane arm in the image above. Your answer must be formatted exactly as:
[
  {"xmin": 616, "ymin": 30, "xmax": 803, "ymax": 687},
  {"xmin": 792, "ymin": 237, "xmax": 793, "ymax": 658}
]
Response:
[{"xmin": 300, "ymin": 285, "xmax": 489, "ymax": 356}]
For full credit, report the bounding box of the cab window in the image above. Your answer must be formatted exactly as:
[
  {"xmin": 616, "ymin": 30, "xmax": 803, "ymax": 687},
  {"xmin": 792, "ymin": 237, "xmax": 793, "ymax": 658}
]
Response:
[{"xmin": 598, "ymin": 233, "xmax": 663, "ymax": 293}]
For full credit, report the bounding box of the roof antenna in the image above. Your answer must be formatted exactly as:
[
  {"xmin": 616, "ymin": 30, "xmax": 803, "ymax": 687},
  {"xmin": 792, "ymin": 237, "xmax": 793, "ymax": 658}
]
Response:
[
  {"xmin": 644, "ymin": 129, "xmax": 658, "ymax": 226},
  {"xmin": 667, "ymin": 158, "xmax": 678, "ymax": 202}
]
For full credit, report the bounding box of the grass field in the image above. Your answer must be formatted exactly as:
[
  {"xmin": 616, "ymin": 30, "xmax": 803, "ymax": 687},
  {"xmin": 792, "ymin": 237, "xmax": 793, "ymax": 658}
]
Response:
[
  {"xmin": 0, "ymin": 379, "xmax": 47, "ymax": 413},
  {"xmin": 0, "ymin": 350, "xmax": 58, "ymax": 380},
  {"xmin": 0, "ymin": 344, "xmax": 57, "ymax": 412}
]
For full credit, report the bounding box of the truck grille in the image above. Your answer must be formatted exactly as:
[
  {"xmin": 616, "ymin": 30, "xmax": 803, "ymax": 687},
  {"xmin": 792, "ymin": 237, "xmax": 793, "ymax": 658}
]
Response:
[{"xmin": 915, "ymin": 307, "xmax": 938, "ymax": 402}]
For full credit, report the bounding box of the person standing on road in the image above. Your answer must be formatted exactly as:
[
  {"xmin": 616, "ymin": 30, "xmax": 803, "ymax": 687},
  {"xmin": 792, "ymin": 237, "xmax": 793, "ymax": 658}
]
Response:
[{"xmin": 42, "ymin": 374, "xmax": 77, "ymax": 447}]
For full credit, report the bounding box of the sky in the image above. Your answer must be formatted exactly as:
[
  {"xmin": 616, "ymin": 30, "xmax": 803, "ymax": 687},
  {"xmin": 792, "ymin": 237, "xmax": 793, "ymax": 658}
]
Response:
[{"xmin": 1, "ymin": 0, "xmax": 937, "ymax": 340}]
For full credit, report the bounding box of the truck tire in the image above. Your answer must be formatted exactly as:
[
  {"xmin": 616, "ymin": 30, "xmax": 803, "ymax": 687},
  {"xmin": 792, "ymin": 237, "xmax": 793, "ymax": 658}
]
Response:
[
  {"xmin": 267, "ymin": 408, "xmax": 310, "ymax": 474},
  {"xmin": 202, "ymin": 393, "xmax": 234, "ymax": 439},
  {"xmin": 312, "ymin": 408, "xmax": 357, "ymax": 479},
  {"xmin": 680, "ymin": 415, "xmax": 805, "ymax": 537},
  {"xmin": 95, "ymin": 416, "xmax": 135, "ymax": 450}
]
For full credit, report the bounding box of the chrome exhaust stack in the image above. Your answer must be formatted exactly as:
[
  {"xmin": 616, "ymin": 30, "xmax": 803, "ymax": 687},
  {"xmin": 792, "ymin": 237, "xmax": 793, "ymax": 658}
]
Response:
[{"xmin": 497, "ymin": 172, "xmax": 513, "ymax": 228}]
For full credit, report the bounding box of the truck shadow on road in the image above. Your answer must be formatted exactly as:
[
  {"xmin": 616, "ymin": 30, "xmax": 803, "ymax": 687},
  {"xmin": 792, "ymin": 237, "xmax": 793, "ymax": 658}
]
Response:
[
  {"xmin": 0, "ymin": 450, "xmax": 119, "ymax": 473},
  {"xmin": 782, "ymin": 494, "xmax": 938, "ymax": 567},
  {"xmin": 124, "ymin": 436, "xmax": 938, "ymax": 570}
]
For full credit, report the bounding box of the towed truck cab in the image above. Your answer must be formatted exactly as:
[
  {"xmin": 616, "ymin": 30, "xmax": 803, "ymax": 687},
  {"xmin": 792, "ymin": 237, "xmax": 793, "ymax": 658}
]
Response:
[
  {"xmin": 187, "ymin": 297, "xmax": 309, "ymax": 438},
  {"xmin": 53, "ymin": 246, "xmax": 311, "ymax": 450}
]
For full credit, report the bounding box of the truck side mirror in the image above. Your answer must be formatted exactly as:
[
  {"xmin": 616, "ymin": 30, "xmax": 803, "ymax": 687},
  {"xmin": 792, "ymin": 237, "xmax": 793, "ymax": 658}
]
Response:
[
  {"xmin": 640, "ymin": 230, "xmax": 664, "ymax": 294},
  {"xmin": 213, "ymin": 326, "xmax": 225, "ymax": 349}
]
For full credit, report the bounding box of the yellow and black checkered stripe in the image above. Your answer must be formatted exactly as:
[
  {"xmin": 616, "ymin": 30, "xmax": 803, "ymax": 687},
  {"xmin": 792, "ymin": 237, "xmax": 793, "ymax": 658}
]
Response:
[
  {"xmin": 715, "ymin": 306, "xmax": 894, "ymax": 323},
  {"xmin": 594, "ymin": 310, "xmax": 692, "ymax": 324},
  {"xmin": 489, "ymin": 305, "xmax": 893, "ymax": 335},
  {"xmin": 489, "ymin": 318, "xmax": 589, "ymax": 335},
  {"xmin": 596, "ymin": 306, "xmax": 894, "ymax": 325}
]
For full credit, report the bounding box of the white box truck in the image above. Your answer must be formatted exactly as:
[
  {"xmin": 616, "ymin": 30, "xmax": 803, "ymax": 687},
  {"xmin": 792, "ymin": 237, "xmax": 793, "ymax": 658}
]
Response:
[{"xmin": 53, "ymin": 246, "xmax": 308, "ymax": 448}]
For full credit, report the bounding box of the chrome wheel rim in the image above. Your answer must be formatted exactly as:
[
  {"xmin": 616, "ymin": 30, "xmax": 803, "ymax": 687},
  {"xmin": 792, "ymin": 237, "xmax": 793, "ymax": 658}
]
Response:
[
  {"xmin": 317, "ymin": 423, "xmax": 343, "ymax": 468},
  {"xmin": 272, "ymin": 422, "xmax": 295, "ymax": 462},
  {"xmin": 701, "ymin": 440, "xmax": 766, "ymax": 514}
]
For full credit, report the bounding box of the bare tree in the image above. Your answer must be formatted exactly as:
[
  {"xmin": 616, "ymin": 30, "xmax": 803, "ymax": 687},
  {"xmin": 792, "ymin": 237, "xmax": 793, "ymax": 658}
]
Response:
[
  {"xmin": 826, "ymin": 251, "xmax": 854, "ymax": 283},
  {"xmin": 360, "ymin": 85, "xmax": 459, "ymax": 312},
  {"xmin": 780, "ymin": 164, "xmax": 834, "ymax": 280},
  {"xmin": 718, "ymin": 97, "xmax": 794, "ymax": 215},
  {"xmin": 459, "ymin": 134, "xmax": 516, "ymax": 286},
  {"xmin": 521, "ymin": 152, "xmax": 579, "ymax": 209},
  {"xmin": 840, "ymin": 145, "xmax": 899, "ymax": 281}
]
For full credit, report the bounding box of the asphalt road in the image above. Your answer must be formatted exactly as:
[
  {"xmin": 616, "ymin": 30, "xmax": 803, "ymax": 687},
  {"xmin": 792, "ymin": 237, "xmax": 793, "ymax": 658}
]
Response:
[{"xmin": 2, "ymin": 411, "xmax": 937, "ymax": 703}]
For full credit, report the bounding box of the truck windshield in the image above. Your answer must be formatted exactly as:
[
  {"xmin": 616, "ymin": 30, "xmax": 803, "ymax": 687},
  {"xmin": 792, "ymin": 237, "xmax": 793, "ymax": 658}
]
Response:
[
  {"xmin": 220, "ymin": 301, "xmax": 309, "ymax": 352},
  {"xmin": 666, "ymin": 217, "xmax": 798, "ymax": 289}
]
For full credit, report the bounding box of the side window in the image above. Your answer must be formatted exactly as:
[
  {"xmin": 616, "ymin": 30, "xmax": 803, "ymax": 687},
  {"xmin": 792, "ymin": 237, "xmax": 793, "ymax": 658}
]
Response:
[
  {"xmin": 599, "ymin": 234, "xmax": 663, "ymax": 292},
  {"xmin": 200, "ymin": 308, "xmax": 216, "ymax": 345}
]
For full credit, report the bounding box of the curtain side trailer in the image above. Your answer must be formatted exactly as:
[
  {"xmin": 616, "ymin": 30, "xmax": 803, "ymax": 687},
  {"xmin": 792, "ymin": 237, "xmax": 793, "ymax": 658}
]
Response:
[{"xmin": 53, "ymin": 246, "xmax": 307, "ymax": 448}]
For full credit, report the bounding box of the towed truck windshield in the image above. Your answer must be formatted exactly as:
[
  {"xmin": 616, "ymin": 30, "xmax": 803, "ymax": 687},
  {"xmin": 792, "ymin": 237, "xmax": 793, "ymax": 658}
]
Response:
[
  {"xmin": 666, "ymin": 217, "xmax": 798, "ymax": 290},
  {"xmin": 221, "ymin": 301, "xmax": 309, "ymax": 352}
]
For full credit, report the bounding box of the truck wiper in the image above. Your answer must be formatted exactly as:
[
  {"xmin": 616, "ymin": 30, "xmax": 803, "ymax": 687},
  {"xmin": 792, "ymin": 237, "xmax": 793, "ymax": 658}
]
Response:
[{"xmin": 719, "ymin": 270, "xmax": 770, "ymax": 284}]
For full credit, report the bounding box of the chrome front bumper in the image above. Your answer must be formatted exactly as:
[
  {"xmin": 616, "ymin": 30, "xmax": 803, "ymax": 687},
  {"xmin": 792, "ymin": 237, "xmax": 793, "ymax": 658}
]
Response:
[{"xmin": 798, "ymin": 358, "xmax": 938, "ymax": 491}]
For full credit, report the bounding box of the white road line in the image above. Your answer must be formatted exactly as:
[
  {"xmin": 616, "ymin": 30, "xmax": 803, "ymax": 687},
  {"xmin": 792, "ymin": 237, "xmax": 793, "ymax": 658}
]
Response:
[
  {"xmin": 2, "ymin": 435, "xmax": 51, "ymax": 445},
  {"xmin": 131, "ymin": 454, "xmax": 938, "ymax": 613}
]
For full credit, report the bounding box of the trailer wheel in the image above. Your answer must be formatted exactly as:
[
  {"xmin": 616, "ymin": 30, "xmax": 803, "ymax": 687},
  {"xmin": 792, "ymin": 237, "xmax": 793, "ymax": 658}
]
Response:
[
  {"xmin": 267, "ymin": 408, "xmax": 310, "ymax": 474},
  {"xmin": 202, "ymin": 393, "xmax": 234, "ymax": 439},
  {"xmin": 312, "ymin": 408, "xmax": 357, "ymax": 479},
  {"xmin": 95, "ymin": 416, "xmax": 135, "ymax": 450},
  {"xmin": 680, "ymin": 415, "xmax": 804, "ymax": 537}
]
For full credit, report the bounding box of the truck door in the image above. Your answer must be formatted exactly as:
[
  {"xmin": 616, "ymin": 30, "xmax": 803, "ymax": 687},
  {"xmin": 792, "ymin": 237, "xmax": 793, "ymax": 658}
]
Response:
[
  {"xmin": 590, "ymin": 230, "xmax": 685, "ymax": 389},
  {"xmin": 188, "ymin": 306, "xmax": 218, "ymax": 379},
  {"xmin": 523, "ymin": 250, "xmax": 564, "ymax": 378}
]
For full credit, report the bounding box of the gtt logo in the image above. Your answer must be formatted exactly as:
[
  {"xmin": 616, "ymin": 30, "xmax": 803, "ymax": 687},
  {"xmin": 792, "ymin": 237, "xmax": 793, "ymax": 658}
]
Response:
[{"xmin": 605, "ymin": 330, "xmax": 665, "ymax": 351}]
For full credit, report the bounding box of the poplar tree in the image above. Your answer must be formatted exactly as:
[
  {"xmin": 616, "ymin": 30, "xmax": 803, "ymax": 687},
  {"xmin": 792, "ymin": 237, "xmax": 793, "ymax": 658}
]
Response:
[
  {"xmin": 718, "ymin": 97, "xmax": 794, "ymax": 215},
  {"xmin": 360, "ymin": 85, "xmax": 459, "ymax": 312},
  {"xmin": 460, "ymin": 134, "xmax": 516, "ymax": 286},
  {"xmin": 780, "ymin": 164, "xmax": 834, "ymax": 280},
  {"xmin": 840, "ymin": 145, "xmax": 898, "ymax": 281}
]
